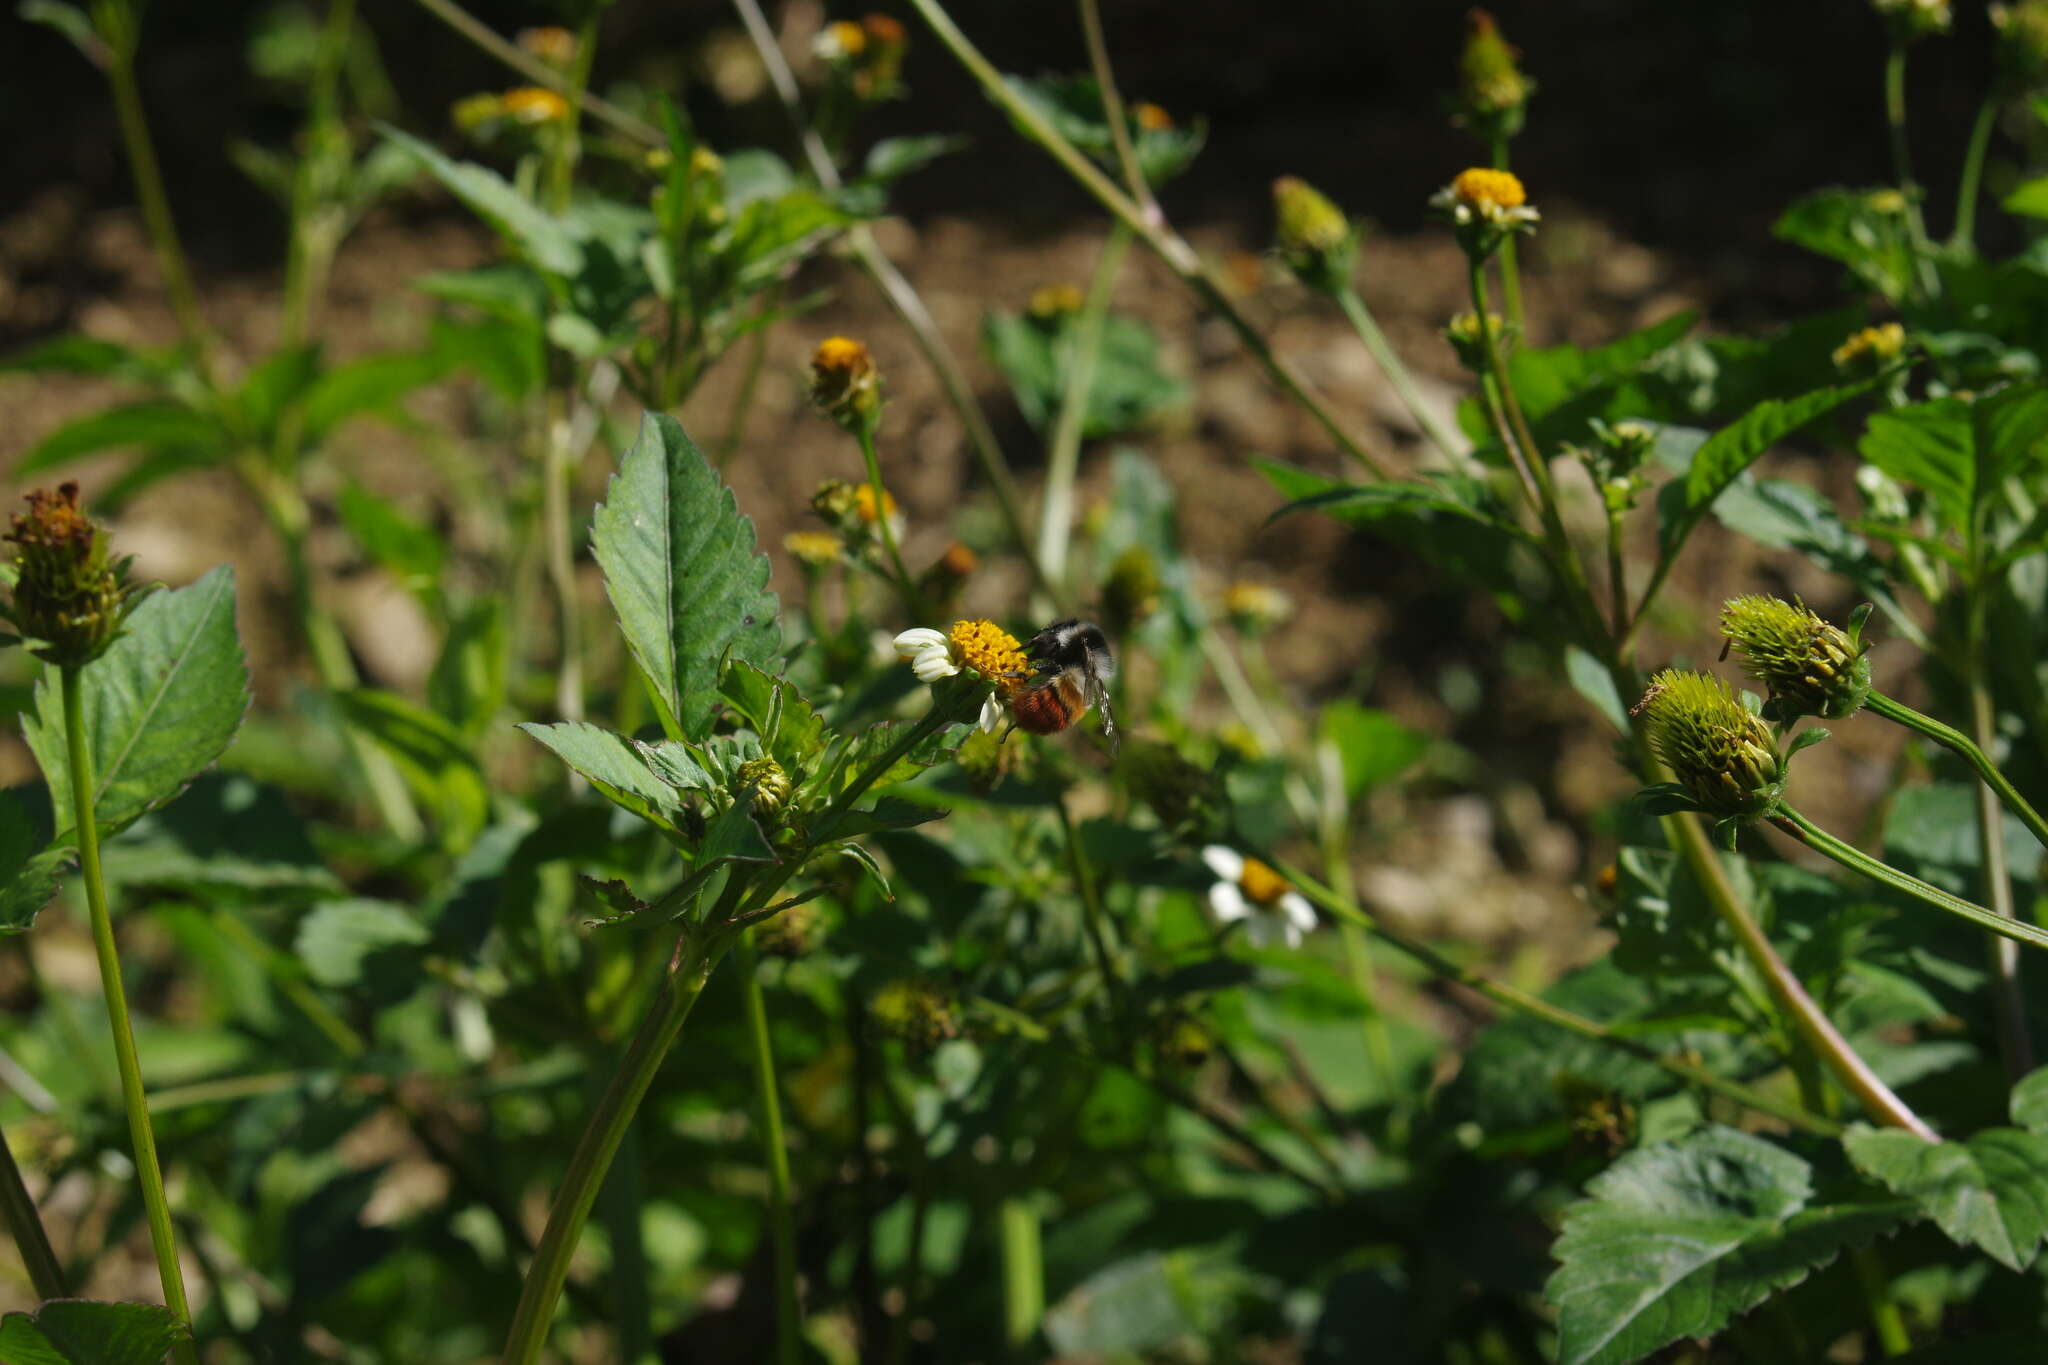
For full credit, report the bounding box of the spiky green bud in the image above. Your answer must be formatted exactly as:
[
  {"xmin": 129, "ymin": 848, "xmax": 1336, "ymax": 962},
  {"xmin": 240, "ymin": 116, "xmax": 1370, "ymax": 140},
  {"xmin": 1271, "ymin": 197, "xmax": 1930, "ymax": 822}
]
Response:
[
  {"xmin": 3, "ymin": 483, "xmax": 149, "ymax": 667},
  {"xmin": 735, "ymin": 756, "xmax": 793, "ymax": 821},
  {"xmin": 1271, "ymin": 176, "xmax": 1356, "ymax": 293},
  {"xmin": 1633, "ymin": 670, "xmax": 1786, "ymax": 823},
  {"xmin": 1456, "ymin": 9, "xmax": 1534, "ymax": 139},
  {"xmin": 1720, "ymin": 596, "xmax": 1871, "ymax": 721}
]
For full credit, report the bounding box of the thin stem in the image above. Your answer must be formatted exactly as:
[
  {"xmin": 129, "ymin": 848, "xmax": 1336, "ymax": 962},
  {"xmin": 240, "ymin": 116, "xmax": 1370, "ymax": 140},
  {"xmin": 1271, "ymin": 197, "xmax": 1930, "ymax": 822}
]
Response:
[
  {"xmin": 1775, "ymin": 804, "xmax": 2048, "ymax": 957},
  {"xmin": 1038, "ymin": 223, "xmax": 1132, "ymax": 598},
  {"xmin": 1056, "ymin": 796, "xmax": 1123, "ymax": 1023},
  {"xmin": 62, "ymin": 667, "xmax": 199, "ymax": 1360},
  {"xmin": 0, "ymin": 1124, "xmax": 66, "ymax": 1300},
  {"xmin": 408, "ymin": 0, "xmax": 658, "ymax": 143},
  {"xmin": 1278, "ymin": 857, "xmax": 1846, "ymax": 1138},
  {"xmin": 998, "ymin": 1196, "xmax": 1042, "ymax": 1356},
  {"xmin": 208, "ymin": 910, "xmax": 367, "ymax": 1059},
  {"xmin": 1488, "ymin": 132, "xmax": 1525, "ymax": 329},
  {"xmin": 102, "ymin": 30, "xmax": 216, "ymax": 384},
  {"xmin": 901, "ymin": 0, "xmax": 1387, "ymax": 477},
  {"xmin": 502, "ymin": 931, "xmax": 725, "ymax": 1364},
  {"xmin": 1952, "ymin": 97, "xmax": 1999, "ymax": 249},
  {"xmin": 545, "ymin": 8, "xmax": 602, "ymax": 213},
  {"xmin": 278, "ymin": 0, "xmax": 356, "ymax": 348},
  {"xmin": 1604, "ymin": 507, "xmax": 1629, "ymax": 641},
  {"xmin": 1334, "ymin": 287, "xmax": 1466, "ymax": 468},
  {"xmin": 1076, "ymin": 0, "xmax": 1153, "ymax": 217},
  {"xmin": 716, "ymin": 297, "xmax": 776, "ymax": 469},
  {"xmin": 1866, "ymin": 689, "xmax": 2048, "ymax": 861},
  {"xmin": 738, "ymin": 947, "xmax": 801, "ymax": 1365},
  {"xmin": 1853, "ymin": 1244, "xmax": 1913, "ymax": 1357},
  {"xmin": 854, "ymin": 424, "xmax": 921, "ymax": 618},
  {"xmin": 542, "ymin": 393, "xmax": 586, "ymax": 723},
  {"xmin": 1969, "ymin": 660, "xmax": 2035, "ymax": 1078},
  {"xmin": 1884, "ymin": 45, "xmax": 1941, "ymax": 299},
  {"xmin": 1314, "ymin": 742, "xmax": 1396, "ymax": 1099}
]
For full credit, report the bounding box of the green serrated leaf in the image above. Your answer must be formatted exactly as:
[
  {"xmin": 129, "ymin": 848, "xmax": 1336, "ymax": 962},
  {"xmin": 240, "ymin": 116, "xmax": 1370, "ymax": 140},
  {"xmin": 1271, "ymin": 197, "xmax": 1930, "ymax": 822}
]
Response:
[
  {"xmin": 636, "ymin": 739, "xmax": 712, "ymax": 791},
  {"xmin": 295, "ymin": 899, "xmax": 431, "ymax": 989},
  {"xmin": 1547, "ymin": 1126, "xmax": 1907, "ymax": 1365},
  {"xmin": 520, "ymin": 721, "xmax": 686, "ymax": 830},
  {"xmin": 697, "ymin": 798, "xmax": 775, "ymax": 868},
  {"xmin": 1660, "ymin": 375, "xmax": 1884, "ymax": 556},
  {"xmin": 1859, "ymin": 385, "xmax": 2048, "ymax": 537},
  {"xmin": 590, "ymin": 413, "xmax": 782, "ymax": 741},
  {"xmin": 0, "ymin": 1298, "xmax": 192, "ymax": 1365},
  {"xmin": 0, "ymin": 785, "xmax": 73, "ymax": 933},
  {"xmin": 1846, "ymin": 1124, "xmax": 2048, "ymax": 1271},
  {"xmin": 720, "ymin": 660, "xmax": 824, "ymax": 768},
  {"xmin": 25, "ymin": 567, "xmax": 249, "ymax": 839},
  {"xmin": 18, "ymin": 400, "xmax": 229, "ymax": 477},
  {"xmin": 2014, "ymin": 1067, "xmax": 2048, "ymax": 1133},
  {"xmin": 106, "ymin": 774, "xmax": 339, "ymax": 898}
]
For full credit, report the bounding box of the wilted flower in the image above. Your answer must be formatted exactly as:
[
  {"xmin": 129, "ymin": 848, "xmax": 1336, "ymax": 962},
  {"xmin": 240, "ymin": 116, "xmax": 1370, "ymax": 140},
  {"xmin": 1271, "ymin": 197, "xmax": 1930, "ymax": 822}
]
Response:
[
  {"xmin": 1201, "ymin": 847, "xmax": 1317, "ymax": 949},
  {"xmin": 810, "ymin": 336, "xmax": 882, "ymax": 431},
  {"xmin": 1271, "ymin": 175, "xmax": 1355, "ymax": 293},
  {"xmin": 1632, "ymin": 670, "xmax": 1788, "ymax": 826},
  {"xmin": 1832, "ymin": 322, "xmax": 1907, "ymax": 370},
  {"xmin": 3, "ymin": 483, "xmax": 150, "ymax": 667},
  {"xmin": 501, "ymin": 86, "xmax": 571, "ymax": 125},
  {"xmin": 516, "ymin": 26, "xmax": 577, "ymax": 65},
  {"xmin": 1720, "ymin": 595, "xmax": 1871, "ymax": 721}
]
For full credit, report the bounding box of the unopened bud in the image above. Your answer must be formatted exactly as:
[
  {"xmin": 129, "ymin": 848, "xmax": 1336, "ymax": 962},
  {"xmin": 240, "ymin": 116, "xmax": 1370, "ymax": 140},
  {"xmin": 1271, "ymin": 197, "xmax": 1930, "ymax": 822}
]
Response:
[
  {"xmin": 4, "ymin": 484, "xmax": 148, "ymax": 667},
  {"xmin": 756, "ymin": 900, "xmax": 821, "ymax": 959},
  {"xmin": 1271, "ymin": 176, "xmax": 1354, "ymax": 293},
  {"xmin": 1101, "ymin": 546, "xmax": 1162, "ymax": 633},
  {"xmin": 1632, "ymin": 670, "xmax": 1786, "ymax": 823},
  {"xmin": 735, "ymin": 757, "xmax": 793, "ymax": 821},
  {"xmin": 1719, "ymin": 595, "xmax": 1870, "ymax": 721},
  {"xmin": 1456, "ymin": 9, "xmax": 1533, "ymax": 135},
  {"xmin": 810, "ymin": 336, "xmax": 882, "ymax": 431}
]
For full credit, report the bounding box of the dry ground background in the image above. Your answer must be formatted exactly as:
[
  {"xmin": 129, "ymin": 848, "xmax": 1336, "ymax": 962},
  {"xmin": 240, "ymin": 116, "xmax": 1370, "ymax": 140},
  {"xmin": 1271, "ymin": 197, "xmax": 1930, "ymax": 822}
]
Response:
[{"xmin": 0, "ymin": 2, "xmax": 2014, "ymax": 968}]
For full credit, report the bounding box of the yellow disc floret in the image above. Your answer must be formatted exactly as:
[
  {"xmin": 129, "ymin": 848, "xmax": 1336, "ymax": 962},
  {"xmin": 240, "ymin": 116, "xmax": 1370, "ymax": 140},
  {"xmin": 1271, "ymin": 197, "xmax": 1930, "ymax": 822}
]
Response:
[
  {"xmin": 502, "ymin": 86, "xmax": 571, "ymax": 124},
  {"xmin": 1452, "ymin": 167, "xmax": 1526, "ymax": 212},
  {"xmin": 1237, "ymin": 857, "xmax": 1292, "ymax": 906},
  {"xmin": 949, "ymin": 619, "xmax": 1030, "ymax": 694}
]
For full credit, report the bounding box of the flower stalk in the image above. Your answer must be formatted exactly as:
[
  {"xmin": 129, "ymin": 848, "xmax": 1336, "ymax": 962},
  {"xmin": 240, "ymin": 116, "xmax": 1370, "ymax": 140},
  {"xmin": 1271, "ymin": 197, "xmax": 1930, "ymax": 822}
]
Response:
[
  {"xmin": 1865, "ymin": 688, "xmax": 2048, "ymax": 858},
  {"xmin": 737, "ymin": 946, "xmax": 802, "ymax": 1365},
  {"xmin": 0, "ymin": 1126, "xmax": 65, "ymax": 1301}
]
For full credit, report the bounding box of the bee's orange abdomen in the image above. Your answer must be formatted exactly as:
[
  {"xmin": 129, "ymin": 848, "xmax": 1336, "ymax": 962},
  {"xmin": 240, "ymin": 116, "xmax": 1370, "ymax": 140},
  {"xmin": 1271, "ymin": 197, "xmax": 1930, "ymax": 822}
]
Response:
[{"xmin": 1009, "ymin": 677, "xmax": 1079, "ymax": 734}]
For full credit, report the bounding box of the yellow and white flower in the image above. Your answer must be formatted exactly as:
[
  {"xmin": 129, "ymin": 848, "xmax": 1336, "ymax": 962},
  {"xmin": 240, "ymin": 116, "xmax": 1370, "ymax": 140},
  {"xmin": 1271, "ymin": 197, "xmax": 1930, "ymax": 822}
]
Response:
[
  {"xmin": 1431, "ymin": 167, "xmax": 1540, "ymax": 231},
  {"xmin": 893, "ymin": 626, "xmax": 958, "ymax": 682},
  {"xmin": 1201, "ymin": 847, "xmax": 1317, "ymax": 949},
  {"xmin": 894, "ymin": 619, "xmax": 1033, "ymax": 734}
]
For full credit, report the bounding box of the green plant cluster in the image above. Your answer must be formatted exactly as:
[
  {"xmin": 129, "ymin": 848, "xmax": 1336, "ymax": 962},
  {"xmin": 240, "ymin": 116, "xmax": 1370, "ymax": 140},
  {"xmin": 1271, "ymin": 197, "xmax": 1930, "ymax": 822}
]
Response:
[{"xmin": 10, "ymin": 1, "xmax": 2048, "ymax": 1363}]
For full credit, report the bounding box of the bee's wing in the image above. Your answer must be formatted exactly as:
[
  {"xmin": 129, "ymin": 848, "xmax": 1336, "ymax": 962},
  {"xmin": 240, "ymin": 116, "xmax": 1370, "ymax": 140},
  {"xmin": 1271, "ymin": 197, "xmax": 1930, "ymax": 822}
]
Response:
[{"xmin": 1084, "ymin": 668, "xmax": 1118, "ymax": 753}]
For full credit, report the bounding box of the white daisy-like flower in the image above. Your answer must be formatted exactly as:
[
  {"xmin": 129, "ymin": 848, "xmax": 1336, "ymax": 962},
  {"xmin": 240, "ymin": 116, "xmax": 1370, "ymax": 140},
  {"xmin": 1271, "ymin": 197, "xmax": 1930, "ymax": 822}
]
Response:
[
  {"xmin": 893, "ymin": 627, "xmax": 958, "ymax": 682},
  {"xmin": 1201, "ymin": 846, "xmax": 1318, "ymax": 950}
]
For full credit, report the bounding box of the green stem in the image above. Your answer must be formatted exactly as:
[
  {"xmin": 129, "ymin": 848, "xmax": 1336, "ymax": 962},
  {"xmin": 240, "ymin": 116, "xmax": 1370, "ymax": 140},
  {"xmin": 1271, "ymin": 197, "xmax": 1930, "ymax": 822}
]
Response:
[
  {"xmin": 1489, "ymin": 133, "xmax": 1525, "ymax": 329},
  {"xmin": 854, "ymin": 424, "xmax": 922, "ymax": 618},
  {"xmin": 209, "ymin": 910, "xmax": 367, "ymax": 1059},
  {"xmin": 542, "ymin": 390, "xmax": 586, "ymax": 723},
  {"xmin": 1866, "ymin": 689, "xmax": 2048, "ymax": 862},
  {"xmin": 1853, "ymin": 1244, "xmax": 1913, "ymax": 1357},
  {"xmin": 1775, "ymin": 804, "xmax": 2048, "ymax": 957},
  {"xmin": 738, "ymin": 947, "xmax": 801, "ymax": 1365},
  {"xmin": 1334, "ymin": 286, "xmax": 1467, "ymax": 468},
  {"xmin": 1969, "ymin": 660, "xmax": 2036, "ymax": 1078},
  {"xmin": 998, "ymin": 1196, "xmax": 1042, "ymax": 1355},
  {"xmin": 1075, "ymin": 0, "xmax": 1153, "ymax": 215},
  {"xmin": 1884, "ymin": 45, "xmax": 1941, "ymax": 299},
  {"xmin": 1952, "ymin": 97, "xmax": 1998, "ymax": 250},
  {"xmin": 278, "ymin": 0, "xmax": 357, "ymax": 349},
  {"xmin": 545, "ymin": 9, "xmax": 601, "ymax": 213},
  {"xmin": 501, "ymin": 931, "xmax": 725, "ymax": 1364},
  {"xmin": 901, "ymin": 0, "xmax": 1387, "ymax": 478},
  {"xmin": 1279, "ymin": 857, "xmax": 1846, "ymax": 1138},
  {"xmin": 1056, "ymin": 796, "xmax": 1123, "ymax": 1030},
  {"xmin": 1038, "ymin": 222, "xmax": 1132, "ymax": 598},
  {"xmin": 62, "ymin": 667, "xmax": 199, "ymax": 1360},
  {"xmin": 0, "ymin": 1124, "xmax": 66, "ymax": 1301},
  {"xmin": 101, "ymin": 23, "xmax": 216, "ymax": 384}
]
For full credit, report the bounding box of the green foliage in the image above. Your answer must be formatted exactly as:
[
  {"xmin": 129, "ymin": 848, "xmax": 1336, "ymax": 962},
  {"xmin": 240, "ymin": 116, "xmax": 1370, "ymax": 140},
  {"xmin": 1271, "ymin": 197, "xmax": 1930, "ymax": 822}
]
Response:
[
  {"xmin": 981, "ymin": 307, "xmax": 1188, "ymax": 439},
  {"xmin": 1846, "ymin": 1124, "xmax": 2048, "ymax": 1271},
  {"xmin": 0, "ymin": 1300, "xmax": 191, "ymax": 1365},
  {"xmin": 1548, "ymin": 1127, "xmax": 1907, "ymax": 1365},
  {"xmin": 590, "ymin": 413, "xmax": 782, "ymax": 741}
]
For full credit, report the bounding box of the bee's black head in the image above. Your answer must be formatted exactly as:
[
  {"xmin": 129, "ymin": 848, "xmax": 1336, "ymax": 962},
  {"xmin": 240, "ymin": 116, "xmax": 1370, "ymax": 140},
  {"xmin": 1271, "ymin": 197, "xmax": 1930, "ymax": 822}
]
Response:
[{"xmin": 1030, "ymin": 618, "xmax": 1114, "ymax": 677}]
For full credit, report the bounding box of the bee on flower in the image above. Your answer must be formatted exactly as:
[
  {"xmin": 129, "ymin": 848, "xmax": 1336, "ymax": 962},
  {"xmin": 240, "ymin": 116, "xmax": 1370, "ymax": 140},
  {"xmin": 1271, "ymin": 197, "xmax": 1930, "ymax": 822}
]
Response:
[
  {"xmin": 1200, "ymin": 847, "xmax": 1317, "ymax": 949},
  {"xmin": 893, "ymin": 618, "xmax": 1030, "ymax": 733}
]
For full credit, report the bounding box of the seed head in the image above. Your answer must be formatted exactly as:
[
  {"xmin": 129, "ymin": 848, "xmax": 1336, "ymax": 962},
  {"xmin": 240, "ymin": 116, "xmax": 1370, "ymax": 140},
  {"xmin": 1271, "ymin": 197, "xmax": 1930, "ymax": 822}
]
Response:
[
  {"xmin": 1719, "ymin": 595, "xmax": 1870, "ymax": 721},
  {"xmin": 4, "ymin": 483, "xmax": 148, "ymax": 667},
  {"xmin": 1632, "ymin": 670, "xmax": 1785, "ymax": 823},
  {"xmin": 810, "ymin": 336, "xmax": 882, "ymax": 431},
  {"xmin": 1271, "ymin": 176, "xmax": 1354, "ymax": 292}
]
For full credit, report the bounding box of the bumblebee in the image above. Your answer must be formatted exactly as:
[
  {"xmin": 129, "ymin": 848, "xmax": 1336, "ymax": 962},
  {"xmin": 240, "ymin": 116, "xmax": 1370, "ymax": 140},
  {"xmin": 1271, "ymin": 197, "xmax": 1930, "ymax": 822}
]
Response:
[{"xmin": 1006, "ymin": 619, "xmax": 1117, "ymax": 755}]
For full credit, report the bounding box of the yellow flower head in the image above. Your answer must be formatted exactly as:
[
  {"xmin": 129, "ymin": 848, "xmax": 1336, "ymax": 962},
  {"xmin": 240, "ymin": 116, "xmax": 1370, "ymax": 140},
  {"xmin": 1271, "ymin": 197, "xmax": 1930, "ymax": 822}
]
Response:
[
  {"xmin": 1028, "ymin": 284, "xmax": 1085, "ymax": 318},
  {"xmin": 822, "ymin": 19, "xmax": 867, "ymax": 58},
  {"xmin": 853, "ymin": 483, "xmax": 897, "ymax": 526},
  {"xmin": 1432, "ymin": 168, "xmax": 1539, "ymax": 255},
  {"xmin": 1224, "ymin": 581, "xmax": 1294, "ymax": 632},
  {"xmin": 1134, "ymin": 102, "xmax": 1174, "ymax": 132},
  {"xmin": 516, "ymin": 26, "xmax": 577, "ymax": 65},
  {"xmin": 1236, "ymin": 857, "xmax": 1292, "ymax": 906},
  {"xmin": 810, "ymin": 336, "xmax": 881, "ymax": 428},
  {"xmin": 1831, "ymin": 322, "xmax": 1906, "ymax": 370},
  {"xmin": 502, "ymin": 86, "xmax": 571, "ymax": 124},
  {"xmin": 784, "ymin": 530, "xmax": 842, "ymax": 568},
  {"xmin": 1453, "ymin": 167, "xmax": 1526, "ymax": 213},
  {"xmin": 949, "ymin": 618, "xmax": 1030, "ymax": 694}
]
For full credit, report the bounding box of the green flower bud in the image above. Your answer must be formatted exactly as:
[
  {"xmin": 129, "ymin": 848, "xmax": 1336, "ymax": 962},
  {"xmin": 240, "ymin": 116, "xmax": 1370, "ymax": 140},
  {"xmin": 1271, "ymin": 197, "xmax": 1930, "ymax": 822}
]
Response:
[
  {"xmin": 3, "ymin": 483, "xmax": 149, "ymax": 667},
  {"xmin": 810, "ymin": 478, "xmax": 860, "ymax": 529},
  {"xmin": 756, "ymin": 900, "xmax": 821, "ymax": 959},
  {"xmin": 1150, "ymin": 1010, "xmax": 1212, "ymax": 1072},
  {"xmin": 871, "ymin": 978, "xmax": 959, "ymax": 1054},
  {"xmin": 735, "ymin": 756, "xmax": 793, "ymax": 821},
  {"xmin": 1271, "ymin": 176, "xmax": 1356, "ymax": 293},
  {"xmin": 1101, "ymin": 546, "xmax": 1162, "ymax": 634},
  {"xmin": 1455, "ymin": 9, "xmax": 1534, "ymax": 139},
  {"xmin": 1719, "ymin": 595, "xmax": 1871, "ymax": 722},
  {"xmin": 1443, "ymin": 310, "xmax": 1517, "ymax": 371},
  {"xmin": 1632, "ymin": 669, "xmax": 1786, "ymax": 823}
]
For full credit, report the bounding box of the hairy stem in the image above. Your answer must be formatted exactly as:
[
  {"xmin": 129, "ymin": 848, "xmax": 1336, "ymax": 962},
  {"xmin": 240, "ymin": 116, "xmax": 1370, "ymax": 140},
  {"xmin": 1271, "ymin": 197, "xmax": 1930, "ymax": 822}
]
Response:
[
  {"xmin": 63, "ymin": 667, "xmax": 200, "ymax": 1361},
  {"xmin": 738, "ymin": 947, "xmax": 802, "ymax": 1365}
]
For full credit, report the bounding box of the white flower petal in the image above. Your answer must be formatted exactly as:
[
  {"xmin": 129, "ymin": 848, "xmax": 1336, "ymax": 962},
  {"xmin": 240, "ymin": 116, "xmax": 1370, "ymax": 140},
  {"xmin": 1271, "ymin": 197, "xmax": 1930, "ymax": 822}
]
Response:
[
  {"xmin": 977, "ymin": 694, "xmax": 1004, "ymax": 733},
  {"xmin": 1201, "ymin": 845, "xmax": 1244, "ymax": 882},
  {"xmin": 893, "ymin": 627, "xmax": 947, "ymax": 659},
  {"xmin": 1279, "ymin": 892, "xmax": 1317, "ymax": 936},
  {"xmin": 912, "ymin": 650, "xmax": 959, "ymax": 682},
  {"xmin": 1208, "ymin": 882, "xmax": 1251, "ymax": 924}
]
